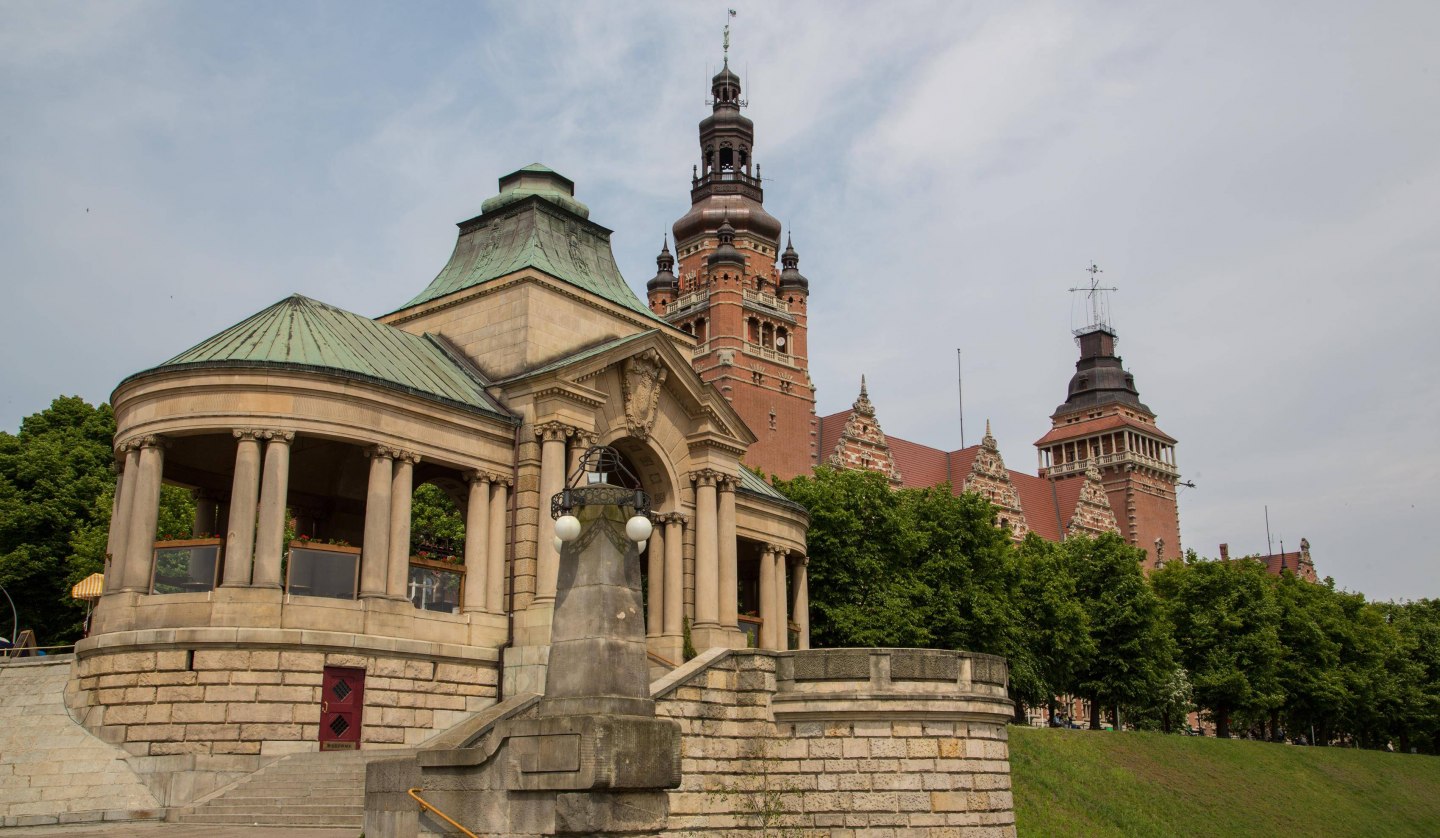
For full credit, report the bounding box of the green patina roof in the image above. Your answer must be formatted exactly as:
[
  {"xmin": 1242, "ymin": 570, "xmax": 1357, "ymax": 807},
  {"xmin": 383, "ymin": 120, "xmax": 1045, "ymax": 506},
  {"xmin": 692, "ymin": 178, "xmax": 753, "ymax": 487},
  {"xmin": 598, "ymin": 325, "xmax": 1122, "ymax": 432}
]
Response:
[
  {"xmin": 395, "ymin": 165, "xmax": 661, "ymax": 321},
  {"xmin": 130, "ymin": 294, "xmax": 512, "ymax": 419},
  {"xmin": 737, "ymin": 467, "xmax": 808, "ymax": 514}
]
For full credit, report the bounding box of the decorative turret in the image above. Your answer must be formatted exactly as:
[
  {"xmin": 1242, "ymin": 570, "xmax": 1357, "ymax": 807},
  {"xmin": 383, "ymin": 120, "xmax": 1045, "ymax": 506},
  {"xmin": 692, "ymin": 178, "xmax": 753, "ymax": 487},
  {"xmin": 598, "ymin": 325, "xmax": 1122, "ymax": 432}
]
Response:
[
  {"xmin": 778, "ymin": 235, "xmax": 809, "ymax": 296},
  {"xmin": 646, "ymin": 237, "xmax": 679, "ymax": 313},
  {"xmin": 707, "ymin": 220, "xmax": 746, "ymax": 270}
]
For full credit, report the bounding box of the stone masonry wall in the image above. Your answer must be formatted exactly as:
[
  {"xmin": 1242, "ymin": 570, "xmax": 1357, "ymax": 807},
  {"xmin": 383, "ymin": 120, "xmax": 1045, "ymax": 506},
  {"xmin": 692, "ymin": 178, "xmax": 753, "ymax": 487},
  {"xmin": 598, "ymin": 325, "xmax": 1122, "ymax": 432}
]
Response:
[
  {"xmin": 654, "ymin": 651, "xmax": 1016, "ymax": 837},
  {"xmin": 70, "ymin": 648, "xmax": 496, "ymax": 759}
]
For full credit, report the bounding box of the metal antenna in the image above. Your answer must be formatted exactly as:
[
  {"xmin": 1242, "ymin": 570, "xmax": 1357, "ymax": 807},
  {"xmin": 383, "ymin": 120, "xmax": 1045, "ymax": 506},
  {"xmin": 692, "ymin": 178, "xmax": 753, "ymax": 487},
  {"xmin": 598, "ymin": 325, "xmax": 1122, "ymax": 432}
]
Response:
[
  {"xmin": 1265, "ymin": 505, "xmax": 1274, "ymax": 559},
  {"xmin": 956, "ymin": 349, "xmax": 966, "ymax": 448},
  {"xmin": 1069, "ymin": 262, "xmax": 1118, "ymax": 333}
]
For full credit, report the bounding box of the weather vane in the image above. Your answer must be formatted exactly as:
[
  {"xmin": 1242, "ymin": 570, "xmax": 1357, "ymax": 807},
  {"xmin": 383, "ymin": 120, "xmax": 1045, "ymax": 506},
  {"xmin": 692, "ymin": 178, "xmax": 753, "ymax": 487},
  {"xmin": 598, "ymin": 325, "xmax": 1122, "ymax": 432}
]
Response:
[
  {"xmin": 1069, "ymin": 262, "xmax": 1118, "ymax": 332},
  {"xmin": 724, "ymin": 9, "xmax": 736, "ymax": 63}
]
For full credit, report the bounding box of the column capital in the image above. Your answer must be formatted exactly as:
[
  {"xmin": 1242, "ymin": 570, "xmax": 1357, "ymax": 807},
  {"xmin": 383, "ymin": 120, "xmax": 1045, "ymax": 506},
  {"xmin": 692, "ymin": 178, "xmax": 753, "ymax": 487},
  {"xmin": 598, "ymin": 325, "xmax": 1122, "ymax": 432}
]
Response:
[
  {"xmin": 689, "ymin": 468, "xmax": 721, "ymax": 487},
  {"xmin": 469, "ymin": 469, "xmax": 513, "ymax": 487},
  {"xmin": 366, "ymin": 444, "xmax": 398, "ymax": 460},
  {"xmin": 260, "ymin": 429, "xmax": 295, "ymax": 443},
  {"xmin": 765, "ymin": 543, "xmax": 789, "ymax": 558},
  {"xmin": 659, "ymin": 511, "xmax": 689, "ymax": 527},
  {"xmin": 716, "ymin": 473, "xmax": 739, "ymax": 493},
  {"xmin": 534, "ymin": 421, "xmax": 577, "ymax": 442},
  {"xmin": 122, "ymin": 434, "xmax": 169, "ymax": 451},
  {"xmin": 392, "ymin": 449, "xmax": 422, "ymax": 465},
  {"xmin": 232, "ymin": 428, "xmax": 265, "ymax": 442}
]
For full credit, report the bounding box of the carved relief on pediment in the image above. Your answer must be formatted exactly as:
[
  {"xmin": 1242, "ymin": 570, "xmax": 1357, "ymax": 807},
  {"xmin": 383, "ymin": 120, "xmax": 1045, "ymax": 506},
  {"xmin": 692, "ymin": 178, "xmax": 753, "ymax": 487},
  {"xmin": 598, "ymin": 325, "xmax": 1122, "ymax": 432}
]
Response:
[{"xmin": 622, "ymin": 349, "xmax": 668, "ymax": 440}]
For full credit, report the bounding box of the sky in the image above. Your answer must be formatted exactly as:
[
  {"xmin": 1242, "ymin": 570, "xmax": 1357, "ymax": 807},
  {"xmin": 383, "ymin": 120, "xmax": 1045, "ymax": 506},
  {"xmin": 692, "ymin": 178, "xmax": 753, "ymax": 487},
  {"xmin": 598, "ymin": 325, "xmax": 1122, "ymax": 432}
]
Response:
[{"xmin": 2, "ymin": 1, "xmax": 1437, "ymax": 601}]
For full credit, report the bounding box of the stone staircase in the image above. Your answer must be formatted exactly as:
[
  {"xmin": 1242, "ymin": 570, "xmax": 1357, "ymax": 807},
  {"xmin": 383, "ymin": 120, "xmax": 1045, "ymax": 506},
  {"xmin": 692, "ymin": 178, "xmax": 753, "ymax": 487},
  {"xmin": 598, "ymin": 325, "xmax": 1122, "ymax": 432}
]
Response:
[
  {"xmin": 170, "ymin": 748, "xmax": 413, "ymax": 828},
  {"xmin": 0, "ymin": 656, "xmax": 161, "ymax": 828}
]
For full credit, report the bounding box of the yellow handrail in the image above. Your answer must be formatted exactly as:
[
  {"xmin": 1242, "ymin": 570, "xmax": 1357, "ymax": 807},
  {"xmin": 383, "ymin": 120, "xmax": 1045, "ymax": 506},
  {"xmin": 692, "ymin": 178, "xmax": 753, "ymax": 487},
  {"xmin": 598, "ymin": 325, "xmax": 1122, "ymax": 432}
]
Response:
[{"xmin": 408, "ymin": 787, "xmax": 480, "ymax": 838}]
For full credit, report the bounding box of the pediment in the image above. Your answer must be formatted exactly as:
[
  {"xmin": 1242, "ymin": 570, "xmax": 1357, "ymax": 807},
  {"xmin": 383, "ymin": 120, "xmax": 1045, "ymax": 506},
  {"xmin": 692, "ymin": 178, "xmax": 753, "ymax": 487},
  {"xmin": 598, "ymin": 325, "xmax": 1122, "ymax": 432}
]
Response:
[{"xmin": 496, "ymin": 330, "xmax": 755, "ymax": 447}]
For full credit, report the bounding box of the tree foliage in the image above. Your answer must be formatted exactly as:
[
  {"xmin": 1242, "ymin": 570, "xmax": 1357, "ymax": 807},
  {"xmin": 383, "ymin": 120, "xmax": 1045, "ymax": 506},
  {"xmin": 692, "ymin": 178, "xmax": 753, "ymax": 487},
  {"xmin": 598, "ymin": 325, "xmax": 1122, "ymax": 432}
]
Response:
[{"xmin": 0, "ymin": 397, "xmax": 117, "ymax": 644}]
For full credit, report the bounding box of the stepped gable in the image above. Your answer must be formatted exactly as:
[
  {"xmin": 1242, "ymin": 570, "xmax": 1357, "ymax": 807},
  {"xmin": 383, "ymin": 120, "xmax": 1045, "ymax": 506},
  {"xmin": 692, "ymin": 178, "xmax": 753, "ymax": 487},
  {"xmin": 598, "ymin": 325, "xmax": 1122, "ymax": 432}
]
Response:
[
  {"xmin": 954, "ymin": 422, "xmax": 1030, "ymax": 538},
  {"xmin": 397, "ymin": 163, "xmax": 660, "ymax": 321},
  {"xmin": 821, "ymin": 377, "xmax": 902, "ymax": 484},
  {"xmin": 1067, "ymin": 463, "xmax": 1121, "ymax": 537}
]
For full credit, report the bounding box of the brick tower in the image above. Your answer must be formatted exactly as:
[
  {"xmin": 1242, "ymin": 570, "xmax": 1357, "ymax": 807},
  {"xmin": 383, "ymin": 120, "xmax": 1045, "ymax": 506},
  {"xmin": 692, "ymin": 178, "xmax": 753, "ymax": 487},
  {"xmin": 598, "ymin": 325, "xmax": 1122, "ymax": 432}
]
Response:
[
  {"xmin": 1034, "ymin": 278, "xmax": 1181, "ymax": 568},
  {"xmin": 648, "ymin": 53, "xmax": 817, "ymax": 478}
]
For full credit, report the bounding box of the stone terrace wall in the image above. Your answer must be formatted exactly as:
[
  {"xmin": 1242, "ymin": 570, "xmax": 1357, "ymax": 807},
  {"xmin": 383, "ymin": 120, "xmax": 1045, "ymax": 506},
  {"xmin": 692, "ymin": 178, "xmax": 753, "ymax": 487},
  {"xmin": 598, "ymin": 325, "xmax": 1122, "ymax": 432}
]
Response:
[
  {"xmin": 653, "ymin": 650, "xmax": 1016, "ymax": 838},
  {"xmin": 67, "ymin": 640, "xmax": 498, "ymax": 806}
]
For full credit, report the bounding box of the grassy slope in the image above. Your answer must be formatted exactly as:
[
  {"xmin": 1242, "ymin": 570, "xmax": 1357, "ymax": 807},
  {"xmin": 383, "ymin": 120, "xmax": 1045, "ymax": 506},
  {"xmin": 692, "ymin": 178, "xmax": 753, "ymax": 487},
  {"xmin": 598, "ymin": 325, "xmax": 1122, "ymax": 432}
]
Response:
[{"xmin": 1009, "ymin": 726, "xmax": 1440, "ymax": 837}]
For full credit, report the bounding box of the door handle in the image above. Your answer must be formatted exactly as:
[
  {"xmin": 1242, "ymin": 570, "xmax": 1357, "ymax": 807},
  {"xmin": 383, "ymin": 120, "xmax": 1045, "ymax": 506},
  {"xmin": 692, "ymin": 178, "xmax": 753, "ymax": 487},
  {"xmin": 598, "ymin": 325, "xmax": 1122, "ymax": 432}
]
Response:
[{"xmin": 322, "ymin": 700, "xmax": 329, "ymax": 714}]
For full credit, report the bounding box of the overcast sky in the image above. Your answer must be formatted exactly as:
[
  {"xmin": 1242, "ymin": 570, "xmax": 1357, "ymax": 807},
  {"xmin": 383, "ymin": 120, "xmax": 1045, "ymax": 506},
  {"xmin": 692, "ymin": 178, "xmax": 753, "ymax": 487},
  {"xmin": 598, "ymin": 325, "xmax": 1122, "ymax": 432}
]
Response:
[{"xmin": 3, "ymin": 1, "xmax": 1436, "ymax": 601}]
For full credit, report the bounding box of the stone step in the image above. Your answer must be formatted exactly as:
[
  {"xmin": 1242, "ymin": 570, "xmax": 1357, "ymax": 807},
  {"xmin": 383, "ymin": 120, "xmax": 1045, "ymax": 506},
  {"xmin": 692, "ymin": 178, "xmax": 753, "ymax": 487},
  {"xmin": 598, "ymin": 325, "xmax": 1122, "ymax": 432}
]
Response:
[
  {"xmin": 177, "ymin": 802, "xmax": 364, "ymax": 815},
  {"xmin": 173, "ymin": 813, "xmax": 363, "ymax": 826}
]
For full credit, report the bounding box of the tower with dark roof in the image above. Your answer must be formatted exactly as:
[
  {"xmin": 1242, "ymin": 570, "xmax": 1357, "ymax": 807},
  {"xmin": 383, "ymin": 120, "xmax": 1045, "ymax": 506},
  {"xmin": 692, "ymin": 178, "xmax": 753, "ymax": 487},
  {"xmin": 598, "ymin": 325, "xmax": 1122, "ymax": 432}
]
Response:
[
  {"xmin": 649, "ymin": 51, "xmax": 817, "ymax": 479},
  {"xmin": 1034, "ymin": 310, "xmax": 1181, "ymax": 568}
]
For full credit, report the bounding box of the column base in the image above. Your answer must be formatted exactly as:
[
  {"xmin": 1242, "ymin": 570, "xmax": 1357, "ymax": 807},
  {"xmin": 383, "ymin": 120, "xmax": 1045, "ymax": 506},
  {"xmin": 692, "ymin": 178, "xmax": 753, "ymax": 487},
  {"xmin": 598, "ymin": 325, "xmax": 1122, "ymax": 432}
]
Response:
[
  {"xmin": 688, "ymin": 625, "xmax": 746, "ymax": 653},
  {"xmin": 648, "ymin": 635, "xmax": 685, "ymax": 668}
]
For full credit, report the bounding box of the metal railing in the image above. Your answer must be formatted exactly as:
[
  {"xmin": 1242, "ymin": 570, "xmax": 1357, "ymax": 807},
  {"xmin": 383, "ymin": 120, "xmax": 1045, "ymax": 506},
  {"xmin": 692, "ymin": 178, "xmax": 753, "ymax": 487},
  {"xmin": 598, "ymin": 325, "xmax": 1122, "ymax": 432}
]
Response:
[{"xmin": 408, "ymin": 788, "xmax": 480, "ymax": 838}]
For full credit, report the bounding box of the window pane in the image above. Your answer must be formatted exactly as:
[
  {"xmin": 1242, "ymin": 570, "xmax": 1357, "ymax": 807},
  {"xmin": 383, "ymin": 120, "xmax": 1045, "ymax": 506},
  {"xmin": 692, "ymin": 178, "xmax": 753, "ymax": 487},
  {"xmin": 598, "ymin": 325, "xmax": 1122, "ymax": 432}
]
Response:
[
  {"xmin": 407, "ymin": 565, "xmax": 462, "ymax": 613},
  {"xmin": 150, "ymin": 545, "xmax": 220, "ymax": 594},
  {"xmin": 287, "ymin": 548, "xmax": 359, "ymax": 600}
]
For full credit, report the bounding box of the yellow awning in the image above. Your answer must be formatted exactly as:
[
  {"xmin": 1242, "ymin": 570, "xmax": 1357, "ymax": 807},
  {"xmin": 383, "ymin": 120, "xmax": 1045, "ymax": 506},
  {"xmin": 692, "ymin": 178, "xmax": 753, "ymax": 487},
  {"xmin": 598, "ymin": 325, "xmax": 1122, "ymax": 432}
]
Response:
[{"xmin": 70, "ymin": 572, "xmax": 104, "ymax": 600}]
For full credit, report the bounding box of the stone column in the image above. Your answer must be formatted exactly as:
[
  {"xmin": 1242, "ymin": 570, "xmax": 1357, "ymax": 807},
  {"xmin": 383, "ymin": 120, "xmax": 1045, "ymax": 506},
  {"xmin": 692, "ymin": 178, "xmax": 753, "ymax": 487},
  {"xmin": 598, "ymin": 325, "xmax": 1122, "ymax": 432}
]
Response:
[
  {"xmin": 534, "ymin": 421, "xmax": 573, "ymax": 604},
  {"xmin": 663, "ymin": 514, "xmax": 684, "ymax": 638},
  {"xmin": 487, "ymin": 478, "xmax": 510, "ymax": 613},
  {"xmin": 223, "ymin": 430, "xmax": 263, "ymax": 587},
  {"xmin": 691, "ymin": 470, "xmax": 719, "ymax": 628},
  {"xmin": 387, "ymin": 451, "xmax": 419, "ymax": 600},
  {"xmin": 463, "ymin": 472, "xmax": 492, "ymax": 613},
  {"xmin": 252, "ymin": 430, "xmax": 294, "ymax": 590},
  {"xmin": 360, "ymin": 446, "xmax": 394, "ymax": 599},
  {"xmin": 120, "ymin": 436, "xmax": 166, "ymax": 593},
  {"xmin": 567, "ymin": 430, "xmax": 596, "ymax": 477},
  {"xmin": 646, "ymin": 519, "xmax": 665, "ymax": 638},
  {"xmin": 717, "ymin": 475, "xmax": 738, "ymax": 629},
  {"xmin": 192, "ymin": 489, "xmax": 219, "ymax": 539},
  {"xmin": 105, "ymin": 446, "xmax": 140, "ymax": 594},
  {"xmin": 758, "ymin": 544, "xmax": 776, "ymax": 650},
  {"xmin": 775, "ymin": 548, "xmax": 790, "ymax": 651},
  {"xmin": 794, "ymin": 556, "xmax": 810, "ymax": 650}
]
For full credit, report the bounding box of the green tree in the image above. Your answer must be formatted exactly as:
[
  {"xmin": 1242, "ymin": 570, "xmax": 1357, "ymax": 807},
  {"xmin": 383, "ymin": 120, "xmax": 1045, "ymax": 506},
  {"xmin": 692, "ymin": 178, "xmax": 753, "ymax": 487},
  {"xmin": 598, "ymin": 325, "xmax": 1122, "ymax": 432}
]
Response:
[
  {"xmin": 409, "ymin": 482, "xmax": 465, "ymax": 555},
  {"xmin": 1069, "ymin": 533, "xmax": 1174, "ymax": 731},
  {"xmin": 1011, "ymin": 534, "xmax": 1094, "ymax": 720},
  {"xmin": 0, "ymin": 397, "xmax": 117, "ymax": 644},
  {"xmin": 774, "ymin": 467, "xmax": 930, "ymax": 648},
  {"xmin": 1154, "ymin": 556, "xmax": 1283, "ymax": 738}
]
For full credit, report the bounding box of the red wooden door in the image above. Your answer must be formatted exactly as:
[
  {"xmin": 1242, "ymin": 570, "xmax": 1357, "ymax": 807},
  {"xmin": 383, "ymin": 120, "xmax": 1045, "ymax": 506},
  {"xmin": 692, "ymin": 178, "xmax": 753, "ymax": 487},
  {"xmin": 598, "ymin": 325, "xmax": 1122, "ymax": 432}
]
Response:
[{"xmin": 319, "ymin": 666, "xmax": 364, "ymax": 750}]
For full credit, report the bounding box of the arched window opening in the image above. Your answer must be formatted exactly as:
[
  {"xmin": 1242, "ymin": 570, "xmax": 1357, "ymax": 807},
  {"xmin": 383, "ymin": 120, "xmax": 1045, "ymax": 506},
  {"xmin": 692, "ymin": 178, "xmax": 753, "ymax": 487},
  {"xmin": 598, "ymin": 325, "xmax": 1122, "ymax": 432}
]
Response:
[
  {"xmin": 719, "ymin": 145, "xmax": 735, "ymax": 172},
  {"xmin": 747, "ymin": 317, "xmax": 760, "ymax": 344},
  {"xmin": 761, "ymin": 322, "xmax": 774, "ymax": 349},
  {"xmin": 406, "ymin": 482, "xmax": 465, "ymax": 613},
  {"xmin": 776, "ymin": 327, "xmax": 789, "ymax": 354},
  {"xmin": 695, "ymin": 317, "xmax": 707, "ymax": 343}
]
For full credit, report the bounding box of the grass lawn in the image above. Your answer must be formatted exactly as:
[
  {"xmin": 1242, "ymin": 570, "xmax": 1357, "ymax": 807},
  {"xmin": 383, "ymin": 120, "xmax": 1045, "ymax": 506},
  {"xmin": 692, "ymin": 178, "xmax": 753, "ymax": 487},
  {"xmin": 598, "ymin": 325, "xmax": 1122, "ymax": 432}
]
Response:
[{"xmin": 1009, "ymin": 726, "xmax": 1440, "ymax": 837}]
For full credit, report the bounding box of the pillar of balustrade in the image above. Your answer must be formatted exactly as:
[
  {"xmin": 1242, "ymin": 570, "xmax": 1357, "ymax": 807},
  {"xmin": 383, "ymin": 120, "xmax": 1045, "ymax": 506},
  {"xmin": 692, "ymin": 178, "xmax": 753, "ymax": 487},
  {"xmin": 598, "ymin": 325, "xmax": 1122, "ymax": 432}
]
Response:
[
  {"xmin": 463, "ymin": 472, "xmax": 492, "ymax": 613},
  {"xmin": 252, "ymin": 431, "xmax": 294, "ymax": 590},
  {"xmin": 386, "ymin": 452, "xmax": 419, "ymax": 600},
  {"xmin": 758, "ymin": 544, "xmax": 777, "ymax": 650},
  {"xmin": 119, "ymin": 436, "xmax": 167, "ymax": 593},
  {"xmin": 646, "ymin": 519, "xmax": 665, "ymax": 638},
  {"xmin": 533, "ymin": 422, "xmax": 573, "ymax": 604},
  {"xmin": 775, "ymin": 548, "xmax": 790, "ymax": 651},
  {"xmin": 105, "ymin": 446, "xmax": 140, "ymax": 595},
  {"xmin": 223, "ymin": 430, "xmax": 263, "ymax": 587},
  {"xmin": 718, "ymin": 476, "xmax": 738, "ymax": 629},
  {"xmin": 663, "ymin": 514, "xmax": 685, "ymax": 639},
  {"xmin": 359, "ymin": 446, "xmax": 394, "ymax": 600},
  {"xmin": 691, "ymin": 470, "xmax": 719, "ymax": 628},
  {"xmin": 794, "ymin": 556, "xmax": 810, "ymax": 650},
  {"xmin": 486, "ymin": 478, "xmax": 509, "ymax": 613}
]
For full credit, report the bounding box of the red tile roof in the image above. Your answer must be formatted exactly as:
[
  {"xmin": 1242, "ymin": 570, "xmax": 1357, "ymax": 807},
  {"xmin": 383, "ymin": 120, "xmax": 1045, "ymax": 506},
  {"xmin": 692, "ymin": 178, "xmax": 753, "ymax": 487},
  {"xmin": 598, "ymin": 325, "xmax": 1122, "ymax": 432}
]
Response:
[
  {"xmin": 815, "ymin": 412, "xmax": 1085, "ymax": 542},
  {"xmin": 1034, "ymin": 413, "xmax": 1176, "ymax": 446}
]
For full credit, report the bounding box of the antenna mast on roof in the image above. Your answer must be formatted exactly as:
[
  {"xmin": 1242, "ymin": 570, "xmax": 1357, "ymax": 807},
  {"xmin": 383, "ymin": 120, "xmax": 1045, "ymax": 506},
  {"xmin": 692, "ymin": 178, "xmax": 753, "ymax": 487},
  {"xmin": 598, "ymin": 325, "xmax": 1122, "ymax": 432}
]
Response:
[
  {"xmin": 1069, "ymin": 262, "xmax": 1118, "ymax": 337},
  {"xmin": 957, "ymin": 348, "xmax": 966, "ymax": 449}
]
